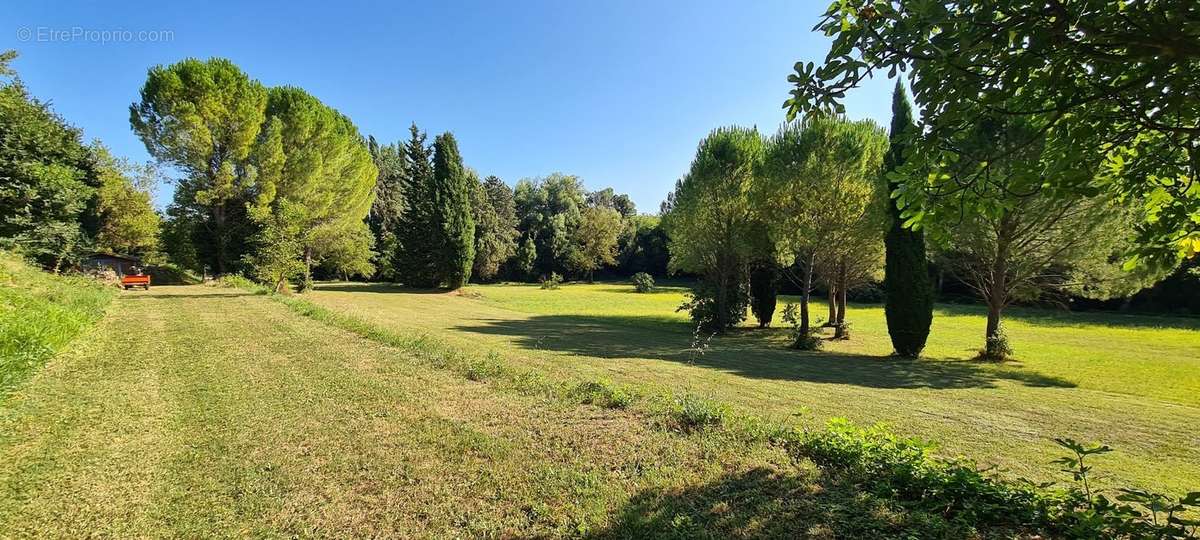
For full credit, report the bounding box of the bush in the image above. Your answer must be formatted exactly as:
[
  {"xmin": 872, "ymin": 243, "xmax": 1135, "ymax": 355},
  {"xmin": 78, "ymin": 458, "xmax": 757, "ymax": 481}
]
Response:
[
  {"xmin": 676, "ymin": 279, "xmax": 749, "ymax": 334},
  {"xmin": 781, "ymin": 303, "xmax": 823, "ymax": 350},
  {"xmin": 977, "ymin": 322, "xmax": 1014, "ymax": 361},
  {"xmin": 848, "ymin": 282, "xmax": 885, "ymax": 303},
  {"xmin": 631, "ymin": 272, "xmax": 655, "ymax": 293},
  {"xmin": 539, "ymin": 272, "xmax": 562, "ymax": 290}
]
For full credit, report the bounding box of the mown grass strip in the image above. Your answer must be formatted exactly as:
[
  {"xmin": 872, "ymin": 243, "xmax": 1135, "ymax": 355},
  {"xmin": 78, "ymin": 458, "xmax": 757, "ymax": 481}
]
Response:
[{"xmin": 216, "ymin": 277, "xmax": 1200, "ymax": 537}]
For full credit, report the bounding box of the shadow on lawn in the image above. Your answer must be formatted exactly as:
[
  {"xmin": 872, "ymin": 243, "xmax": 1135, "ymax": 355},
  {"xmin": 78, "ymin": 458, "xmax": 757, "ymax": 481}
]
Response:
[
  {"xmin": 586, "ymin": 467, "xmax": 1002, "ymax": 538},
  {"xmin": 314, "ymin": 282, "xmax": 450, "ymax": 295},
  {"xmin": 455, "ymin": 314, "xmax": 1075, "ymax": 390}
]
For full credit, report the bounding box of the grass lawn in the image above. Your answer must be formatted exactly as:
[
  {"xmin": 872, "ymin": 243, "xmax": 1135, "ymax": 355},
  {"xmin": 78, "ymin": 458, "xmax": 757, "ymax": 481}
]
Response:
[
  {"xmin": 305, "ymin": 281, "xmax": 1200, "ymax": 497},
  {"xmin": 3, "ymin": 285, "xmax": 962, "ymax": 537}
]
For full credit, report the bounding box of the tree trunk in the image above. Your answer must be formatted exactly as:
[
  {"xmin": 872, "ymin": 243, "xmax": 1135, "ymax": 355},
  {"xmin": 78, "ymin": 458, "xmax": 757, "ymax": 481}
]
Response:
[
  {"xmin": 834, "ymin": 261, "xmax": 849, "ymax": 339},
  {"xmin": 213, "ymin": 202, "xmax": 227, "ymax": 275},
  {"xmin": 301, "ymin": 247, "xmax": 313, "ymax": 293},
  {"xmin": 826, "ymin": 285, "xmax": 838, "ymax": 327},
  {"xmin": 984, "ymin": 233, "xmax": 1010, "ymax": 358},
  {"xmin": 799, "ymin": 252, "xmax": 813, "ymax": 335}
]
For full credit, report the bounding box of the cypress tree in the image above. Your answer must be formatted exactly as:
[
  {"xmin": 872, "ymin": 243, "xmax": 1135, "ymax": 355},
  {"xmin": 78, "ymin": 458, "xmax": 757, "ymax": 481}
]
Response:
[
  {"xmin": 882, "ymin": 82, "xmax": 934, "ymax": 357},
  {"xmin": 430, "ymin": 132, "xmax": 475, "ymax": 289},
  {"xmin": 749, "ymin": 262, "xmax": 778, "ymax": 328}
]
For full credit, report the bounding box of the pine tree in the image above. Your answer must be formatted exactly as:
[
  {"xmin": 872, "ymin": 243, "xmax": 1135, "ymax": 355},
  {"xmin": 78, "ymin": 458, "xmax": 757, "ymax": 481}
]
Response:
[
  {"xmin": 430, "ymin": 132, "xmax": 475, "ymax": 289},
  {"xmin": 394, "ymin": 124, "xmax": 437, "ymax": 286},
  {"xmin": 367, "ymin": 135, "xmax": 407, "ymax": 280},
  {"xmin": 882, "ymin": 82, "xmax": 934, "ymax": 357}
]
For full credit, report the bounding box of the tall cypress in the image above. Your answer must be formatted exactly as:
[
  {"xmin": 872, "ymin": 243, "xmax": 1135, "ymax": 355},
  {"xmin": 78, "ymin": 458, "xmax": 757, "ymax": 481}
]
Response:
[
  {"xmin": 430, "ymin": 132, "xmax": 475, "ymax": 289},
  {"xmin": 882, "ymin": 82, "xmax": 934, "ymax": 357}
]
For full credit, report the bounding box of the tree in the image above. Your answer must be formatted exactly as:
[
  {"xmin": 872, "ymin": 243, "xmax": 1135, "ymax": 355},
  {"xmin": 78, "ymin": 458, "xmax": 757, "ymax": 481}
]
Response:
[
  {"xmin": 471, "ymin": 174, "xmax": 518, "ymax": 281},
  {"xmin": 513, "ymin": 173, "xmax": 587, "ymax": 277},
  {"xmin": 755, "ymin": 117, "xmax": 887, "ymax": 342},
  {"xmin": 587, "ymin": 187, "xmax": 637, "ymax": 218},
  {"xmin": 618, "ymin": 215, "xmax": 670, "ymax": 277},
  {"xmin": 91, "ymin": 144, "xmax": 162, "ymax": 258},
  {"xmin": 749, "ymin": 261, "xmax": 779, "ymax": 328},
  {"xmin": 257, "ymin": 86, "xmax": 376, "ymax": 291},
  {"xmin": 429, "ymin": 132, "xmax": 474, "ymax": 289},
  {"xmin": 926, "ymin": 118, "xmax": 1170, "ymax": 358},
  {"xmin": 244, "ymin": 200, "xmax": 305, "ymax": 294},
  {"xmin": 881, "ymin": 83, "xmax": 933, "ymax": 357},
  {"xmin": 130, "ymin": 57, "xmax": 268, "ymax": 274},
  {"xmin": 785, "ymin": 0, "xmax": 1200, "ymax": 268},
  {"xmin": 664, "ymin": 126, "xmax": 765, "ymax": 333},
  {"xmin": 514, "ymin": 235, "xmax": 537, "ymax": 280},
  {"xmin": 311, "ymin": 220, "xmax": 375, "ymax": 280},
  {"xmin": 569, "ymin": 205, "xmax": 623, "ymax": 282},
  {"xmin": 366, "ymin": 136, "xmax": 407, "ymax": 281},
  {"xmin": 0, "ymin": 50, "xmax": 99, "ymax": 270},
  {"xmin": 394, "ymin": 123, "xmax": 436, "ymax": 286}
]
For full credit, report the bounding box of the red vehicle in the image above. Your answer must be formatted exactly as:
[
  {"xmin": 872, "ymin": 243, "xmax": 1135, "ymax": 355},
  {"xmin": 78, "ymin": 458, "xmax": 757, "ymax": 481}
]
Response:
[{"xmin": 121, "ymin": 269, "xmax": 151, "ymax": 290}]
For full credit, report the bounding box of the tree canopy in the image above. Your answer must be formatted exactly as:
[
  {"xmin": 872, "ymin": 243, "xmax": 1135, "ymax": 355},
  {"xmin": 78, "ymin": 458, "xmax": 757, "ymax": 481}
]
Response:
[
  {"xmin": 665, "ymin": 126, "xmax": 765, "ymax": 332},
  {"xmin": 785, "ymin": 0, "xmax": 1200, "ymax": 269}
]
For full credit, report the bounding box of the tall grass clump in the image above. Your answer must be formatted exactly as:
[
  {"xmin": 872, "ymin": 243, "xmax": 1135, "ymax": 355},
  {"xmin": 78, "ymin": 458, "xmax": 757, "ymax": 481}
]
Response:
[{"xmin": 0, "ymin": 252, "xmax": 114, "ymax": 394}]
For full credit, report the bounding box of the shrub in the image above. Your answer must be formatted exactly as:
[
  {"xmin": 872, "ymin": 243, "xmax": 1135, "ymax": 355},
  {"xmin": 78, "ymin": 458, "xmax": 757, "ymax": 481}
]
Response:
[
  {"xmin": 781, "ymin": 303, "xmax": 823, "ymax": 350},
  {"xmin": 539, "ymin": 272, "xmax": 562, "ymax": 290},
  {"xmin": 631, "ymin": 272, "xmax": 655, "ymax": 293},
  {"xmin": 676, "ymin": 279, "xmax": 749, "ymax": 333},
  {"xmin": 977, "ymin": 322, "xmax": 1014, "ymax": 361}
]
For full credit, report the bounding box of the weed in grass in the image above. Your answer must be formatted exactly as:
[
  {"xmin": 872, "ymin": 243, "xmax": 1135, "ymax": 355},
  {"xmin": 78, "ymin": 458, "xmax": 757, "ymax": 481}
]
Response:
[
  {"xmin": 572, "ymin": 380, "xmax": 634, "ymax": 409},
  {"xmin": 673, "ymin": 394, "xmax": 728, "ymax": 432}
]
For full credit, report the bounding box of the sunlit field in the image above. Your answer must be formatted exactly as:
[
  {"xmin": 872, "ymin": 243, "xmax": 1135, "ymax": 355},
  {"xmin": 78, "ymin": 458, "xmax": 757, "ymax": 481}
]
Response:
[{"xmin": 307, "ymin": 280, "xmax": 1200, "ymax": 496}]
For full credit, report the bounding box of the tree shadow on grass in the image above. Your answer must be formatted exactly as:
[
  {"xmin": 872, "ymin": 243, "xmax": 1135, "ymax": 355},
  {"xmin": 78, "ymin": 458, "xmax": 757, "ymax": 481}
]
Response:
[
  {"xmin": 932, "ymin": 303, "xmax": 1200, "ymax": 332},
  {"xmin": 587, "ymin": 467, "xmax": 1020, "ymax": 539},
  {"xmin": 312, "ymin": 282, "xmax": 449, "ymax": 295},
  {"xmin": 119, "ymin": 289, "xmax": 249, "ymax": 300},
  {"xmin": 454, "ymin": 314, "xmax": 1075, "ymax": 390}
]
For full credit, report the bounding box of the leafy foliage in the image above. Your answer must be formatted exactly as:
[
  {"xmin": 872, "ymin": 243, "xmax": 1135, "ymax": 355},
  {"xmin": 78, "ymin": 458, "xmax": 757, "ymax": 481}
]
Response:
[
  {"xmin": 785, "ymin": 0, "xmax": 1200, "ymax": 268},
  {"xmin": 568, "ymin": 205, "xmax": 622, "ymax": 282},
  {"xmin": 91, "ymin": 144, "xmax": 161, "ymax": 258},
  {"xmin": 243, "ymin": 201, "xmax": 305, "ymax": 293},
  {"xmin": 755, "ymin": 116, "xmax": 887, "ymax": 336},
  {"xmin": 130, "ymin": 57, "xmax": 268, "ymax": 274},
  {"xmin": 539, "ymin": 271, "xmax": 563, "ymax": 290},
  {"xmin": 0, "ymin": 51, "xmax": 99, "ymax": 270}
]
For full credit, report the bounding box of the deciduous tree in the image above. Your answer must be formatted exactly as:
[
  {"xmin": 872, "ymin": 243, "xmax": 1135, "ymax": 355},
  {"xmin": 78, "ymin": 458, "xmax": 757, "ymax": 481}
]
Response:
[
  {"xmin": 569, "ymin": 205, "xmax": 623, "ymax": 282},
  {"xmin": 785, "ymin": 0, "xmax": 1200, "ymax": 268}
]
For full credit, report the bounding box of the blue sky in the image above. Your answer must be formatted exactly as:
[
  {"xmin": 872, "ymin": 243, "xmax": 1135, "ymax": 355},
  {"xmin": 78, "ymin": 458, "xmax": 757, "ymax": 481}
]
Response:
[{"xmin": 3, "ymin": 0, "xmax": 896, "ymax": 211}]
